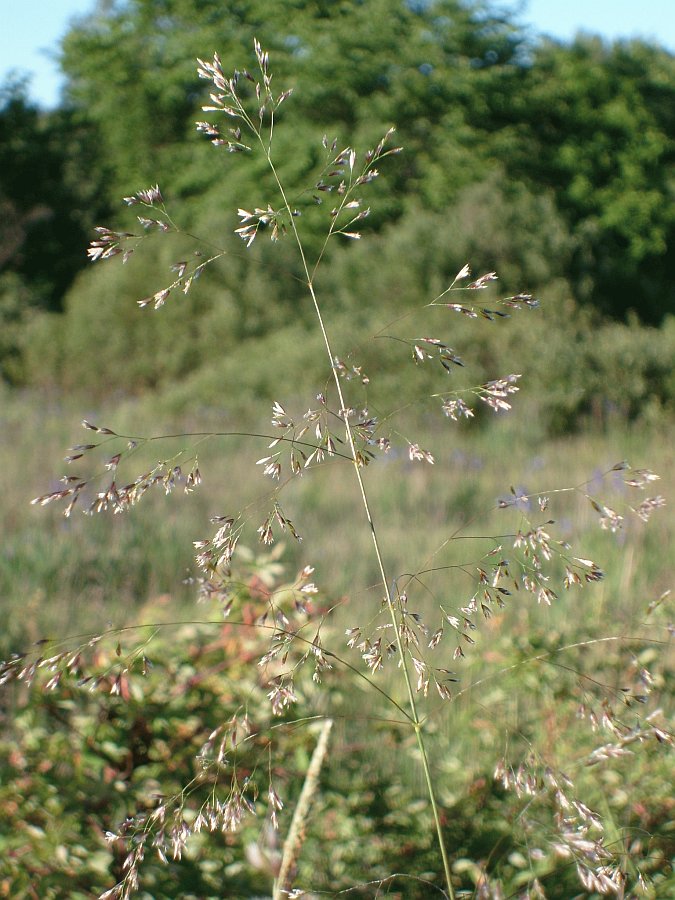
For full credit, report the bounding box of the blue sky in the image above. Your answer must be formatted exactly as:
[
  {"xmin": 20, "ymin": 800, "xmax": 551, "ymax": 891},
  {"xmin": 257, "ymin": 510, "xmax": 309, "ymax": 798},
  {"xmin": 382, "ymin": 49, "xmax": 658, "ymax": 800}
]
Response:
[{"xmin": 2, "ymin": 0, "xmax": 674, "ymax": 109}]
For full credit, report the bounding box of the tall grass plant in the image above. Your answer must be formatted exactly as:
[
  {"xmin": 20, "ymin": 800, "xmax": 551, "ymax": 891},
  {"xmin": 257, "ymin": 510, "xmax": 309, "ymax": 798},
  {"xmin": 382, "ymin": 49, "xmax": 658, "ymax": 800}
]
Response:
[{"xmin": 2, "ymin": 41, "xmax": 672, "ymax": 899}]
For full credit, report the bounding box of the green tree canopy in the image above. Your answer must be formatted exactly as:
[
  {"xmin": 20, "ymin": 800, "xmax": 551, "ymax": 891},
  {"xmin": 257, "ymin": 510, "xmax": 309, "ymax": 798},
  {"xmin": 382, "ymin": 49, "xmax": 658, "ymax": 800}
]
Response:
[
  {"xmin": 0, "ymin": 78, "xmax": 105, "ymax": 313},
  {"xmin": 490, "ymin": 35, "xmax": 675, "ymax": 322},
  {"xmin": 58, "ymin": 0, "xmax": 524, "ymax": 208},
  {"xmin": 57, "ymin": 2, "xmax": 675, "ymax": 322}
]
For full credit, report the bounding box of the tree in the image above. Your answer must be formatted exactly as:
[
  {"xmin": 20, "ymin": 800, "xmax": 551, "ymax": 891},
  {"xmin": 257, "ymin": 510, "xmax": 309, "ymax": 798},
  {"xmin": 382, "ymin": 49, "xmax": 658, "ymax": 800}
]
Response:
[
  {"xmin": 58, "ymin": 0, "xmax": 526, "ymax": 214},
  {"xmin": 488, "ymin": 36, "xmax": 675, "ymax": 322},
  {"xmin": 0, "ymin": 77, "xmax": 108, "ymax": 316}
]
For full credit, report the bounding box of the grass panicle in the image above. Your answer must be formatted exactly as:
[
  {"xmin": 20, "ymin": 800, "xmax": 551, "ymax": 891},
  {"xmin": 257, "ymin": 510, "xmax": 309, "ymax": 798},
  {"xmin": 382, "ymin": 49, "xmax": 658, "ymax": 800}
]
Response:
[{"xmin": 2, "ymin": 39, "xmax": 672, "ymax": 900}]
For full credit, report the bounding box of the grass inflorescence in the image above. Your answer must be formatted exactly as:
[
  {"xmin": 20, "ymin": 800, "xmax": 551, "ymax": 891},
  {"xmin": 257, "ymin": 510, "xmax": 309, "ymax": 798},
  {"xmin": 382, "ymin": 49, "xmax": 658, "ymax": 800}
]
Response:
[{"xmin": 1, "ymin": 40, "xmax": 673, "ymax": 900}]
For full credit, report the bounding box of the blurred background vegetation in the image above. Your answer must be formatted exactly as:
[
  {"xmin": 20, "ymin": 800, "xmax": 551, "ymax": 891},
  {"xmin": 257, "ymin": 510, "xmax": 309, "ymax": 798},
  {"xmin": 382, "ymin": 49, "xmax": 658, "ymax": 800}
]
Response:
[
  {"xmin": 1, "ymin": 0, "xmax": 673, "ymax": 897},
  {"xmin": 2, "ymin": 0, "xmax": 674, "ymax": 402}
]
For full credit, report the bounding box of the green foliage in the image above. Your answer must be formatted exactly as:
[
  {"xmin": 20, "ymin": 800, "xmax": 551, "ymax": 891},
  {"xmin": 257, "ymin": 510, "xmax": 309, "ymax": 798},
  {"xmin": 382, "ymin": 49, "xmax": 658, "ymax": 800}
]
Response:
[
  {"xmin": 0, "ymin": 272, "xmax": 33, "ymax": 383},
  {"xmin": 529, "ymin": 311, "xmax": 675, "ymax": 432},
  {"xmin": 0, "ymin": 78, "xmax": 109, "ymax": 317},
  {"xmin": 23, "ymin": 190, "xmax": 675, "ymax": 435},
  {"xmin": 2, "ymin": 528, "xmax": 672, "ymax": 897},
  {"xmin": 0, "ymin": 614, "xmax": 293, "ymax": 898},
  {"xmin": 491, "ymin": 35, "xmax": 675, "ymax": 322},
  {"xmin": 54, "ymin": 0, "xmax": 675, "ymax": 324},
  {"xmin": 59, "ymin": 0, "xmax": 521, "ymax": 208},
  {"xmin": 2, "ymin": 377, "xmax": 674, "ymax": 895},
  {"xmin": 3, "ymin": 1, "xmax": 675, "ymax": 387},
  {"xmin": 22, "ymin": 228, "xmax": 309, "ymax": 397}
]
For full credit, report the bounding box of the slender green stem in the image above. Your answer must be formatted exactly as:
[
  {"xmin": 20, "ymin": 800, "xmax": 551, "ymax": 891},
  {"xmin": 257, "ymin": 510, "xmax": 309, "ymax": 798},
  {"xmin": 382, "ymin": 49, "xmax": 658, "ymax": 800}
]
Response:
[
  {"xmin": 262, "ymin": 142, "xmax": 455, "ymax": 898},
  {"xmin": 414, "ymin": 722, "xmax": 453, "ymax": 894}
]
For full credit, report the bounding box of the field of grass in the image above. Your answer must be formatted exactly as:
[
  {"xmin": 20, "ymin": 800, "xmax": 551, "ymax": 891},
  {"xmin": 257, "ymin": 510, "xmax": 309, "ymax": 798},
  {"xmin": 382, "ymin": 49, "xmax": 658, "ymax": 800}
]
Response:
[
  {"xmin": 1, "ymin": 384, "xmax": 673, "ymax": 896},
  {"xmin": 3, "ymin": 386, "xmax": 672, "ymax": 646}
]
